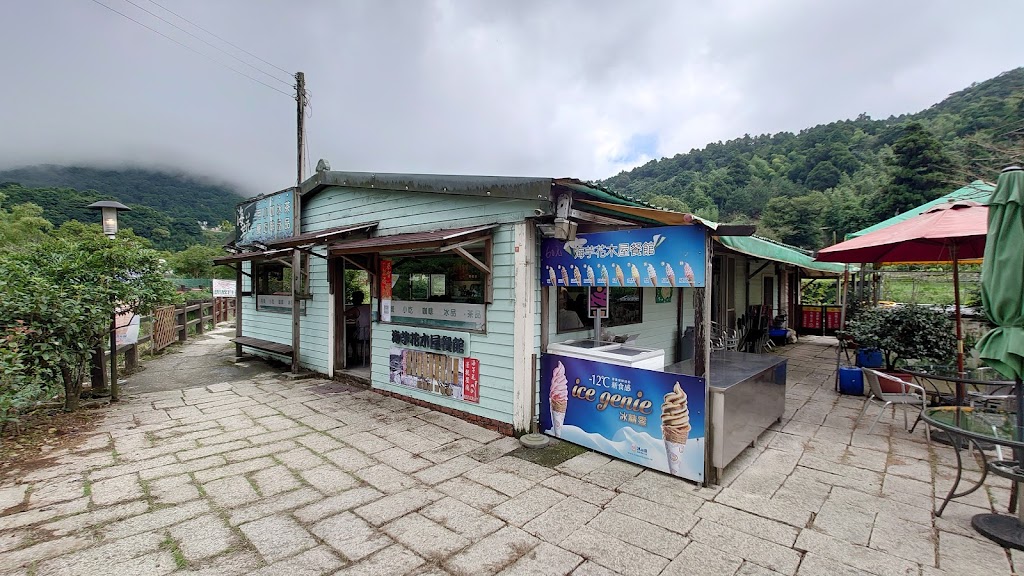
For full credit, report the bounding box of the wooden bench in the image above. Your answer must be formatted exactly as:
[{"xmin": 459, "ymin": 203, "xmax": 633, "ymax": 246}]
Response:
[{"xmin": 232, "ymin": 336, "xmax": 293, "ymax": 358}]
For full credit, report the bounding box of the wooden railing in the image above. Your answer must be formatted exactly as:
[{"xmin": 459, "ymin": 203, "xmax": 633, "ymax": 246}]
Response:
[{"xmin": 106, "ymin": 297, "xmax": 236, "ymax": 375}]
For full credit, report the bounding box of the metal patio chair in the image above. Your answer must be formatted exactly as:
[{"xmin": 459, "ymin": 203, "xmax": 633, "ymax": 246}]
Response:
[{"xmin": 855, "ymin": 368, "xmax": 928, "ymax": 436}]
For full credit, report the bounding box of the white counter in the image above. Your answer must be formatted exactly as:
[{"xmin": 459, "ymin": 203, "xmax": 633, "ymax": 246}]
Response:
[{"xmin": 547, "ymin": 340, "xmax": 665, "ymax": 371}]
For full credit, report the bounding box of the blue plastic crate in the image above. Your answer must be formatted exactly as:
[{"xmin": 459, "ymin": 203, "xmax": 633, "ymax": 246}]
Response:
[
  {"xmin": 838, "ymin": 366, "xmax": 864, "ymax": 395},
  {"xmin": 856, "ymin": 348, "xmax": 883, "ymax": 368}
]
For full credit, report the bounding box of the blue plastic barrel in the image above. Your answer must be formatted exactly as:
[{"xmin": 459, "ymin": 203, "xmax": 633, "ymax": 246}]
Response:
[{"xmin": 838, "ymin": 367, "xmax": 864, "ymax": 395}]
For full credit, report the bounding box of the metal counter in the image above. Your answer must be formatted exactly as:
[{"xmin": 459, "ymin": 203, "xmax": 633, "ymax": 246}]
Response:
[{"xmin": 666, "ymin": 351, "xmax": 787, "ymax": 481}]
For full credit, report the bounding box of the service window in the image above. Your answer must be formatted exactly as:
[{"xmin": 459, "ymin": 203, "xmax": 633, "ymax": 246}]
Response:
[
  {"xmin": 386, "ymin": 253, "xmax": 486, "ymax": 331},
  {"xmin": 556, "ymin": 286, "xmax": 642, "ymax": 334},
  {"xmin": 254, "ymin": 256, "xmax": 308, "ymax": 314}
]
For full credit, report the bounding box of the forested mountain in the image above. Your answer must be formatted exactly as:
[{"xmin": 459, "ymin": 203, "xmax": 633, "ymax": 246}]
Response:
[
  {"xmin": 0, "ymin": 166, "xmax": 243, "ymax": 251},
  {"xmin": 602, "ymin": 68, "xmax": 1024, "ymax": 249}
]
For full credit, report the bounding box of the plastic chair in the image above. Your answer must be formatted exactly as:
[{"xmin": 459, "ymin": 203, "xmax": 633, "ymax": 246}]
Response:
[{"xmin": 855, "ymin": 368, "xmax": 928, "ymax": 436}]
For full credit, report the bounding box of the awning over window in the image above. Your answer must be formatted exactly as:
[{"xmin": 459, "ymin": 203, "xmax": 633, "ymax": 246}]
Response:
[
  {"xmin": 214, "ymin": 222, "xmax": 377, "ymax": 264},
  {"xmin": 329, "ymin": 224, "xmax": 497, "ymax": 255},
  {"xmin": 717, "ymin": 235, "xmax": 854, "ymax": 277},
  {"xmin": 267, "ymin": 222, "xmax": 377, "ymax": 249}
]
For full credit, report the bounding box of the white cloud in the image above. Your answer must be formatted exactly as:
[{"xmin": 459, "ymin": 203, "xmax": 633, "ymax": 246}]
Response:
[{"xmin": 0, "ymin": 0, "xmax": 1021, "ymax": 193}]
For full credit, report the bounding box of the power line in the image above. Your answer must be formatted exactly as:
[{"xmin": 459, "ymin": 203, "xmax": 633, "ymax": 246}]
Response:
[
  {"xmin": 119, "ymin": 0, "xmax": 293, "ymax": 88},
  {"xmin": 145, "ymin": 0, "xmax": 293, "ymax": 78},
  {"xmin": 89, "ymin": 0, "xmax": 292, "ymax": 98}
]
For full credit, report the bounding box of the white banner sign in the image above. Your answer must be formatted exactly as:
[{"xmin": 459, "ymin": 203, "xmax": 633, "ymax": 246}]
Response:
[
  {"xmin": 212, "ymin": 279, "xmax": 236, "ymax": 297},
  {"xmin": 388, "ymin": 300, "xmax": 485, "ymax": 331}
]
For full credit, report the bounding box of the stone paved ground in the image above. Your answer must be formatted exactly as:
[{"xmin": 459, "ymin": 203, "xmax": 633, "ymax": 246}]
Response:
[{"xmin": 0, "ymin": 336, "xmax": 1018, "ymax": 575}]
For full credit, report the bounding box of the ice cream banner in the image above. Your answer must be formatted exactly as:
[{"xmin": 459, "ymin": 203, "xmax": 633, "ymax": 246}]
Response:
[
  {"xmin": 540, "ymin": 353, "xmax": 706, "ymax": 482},
  {"xmin": 541, "ymin": 225, "xmax": 705, "ymax": 288}
]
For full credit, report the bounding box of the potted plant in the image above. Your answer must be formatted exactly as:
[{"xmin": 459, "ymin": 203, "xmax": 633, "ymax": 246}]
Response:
[{"xmin": 844, "ymin": 304, "xmax": 956, "ymax": 391}]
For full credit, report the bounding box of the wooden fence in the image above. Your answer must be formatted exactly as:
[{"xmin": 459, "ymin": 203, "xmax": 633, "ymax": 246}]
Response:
[{"xmin": 108, "ymin": 297, "xmax": 236, "ymax": 374}]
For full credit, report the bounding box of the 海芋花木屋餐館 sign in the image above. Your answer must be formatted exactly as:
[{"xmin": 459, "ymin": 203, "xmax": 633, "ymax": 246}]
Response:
[
  {"xmin": 235, "ymin": 188, "xmax": 295, "ymax": 247},
  {"xmin": 540, "ymin": 353, "xmax": 706, "ymax": 482},
  {"xmin": 541, "ymin": 225, "xmax": 705, "ymax": 288}
]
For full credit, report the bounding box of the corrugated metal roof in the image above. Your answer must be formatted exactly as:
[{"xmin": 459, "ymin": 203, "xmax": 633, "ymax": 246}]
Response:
[
  {"xmin": 718, "ymin": 235, "xmax": 853, "ymax": 276},
  {"xmin": 330, "ymin": 225, "xmax": 497, "ymax": 255}
]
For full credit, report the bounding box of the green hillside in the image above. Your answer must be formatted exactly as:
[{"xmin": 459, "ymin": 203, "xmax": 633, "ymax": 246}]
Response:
[
  {"xmin": 0, "ymin": 166, "xmax": 243, "ymax": 251},
  {"xmin": 602, "ymin": 68, "xmax": 1024, "ymax": 249}
]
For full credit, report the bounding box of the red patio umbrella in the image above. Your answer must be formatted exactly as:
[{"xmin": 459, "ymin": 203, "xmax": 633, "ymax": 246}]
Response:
[{"xmin": 815, "ymin": 200, "xmax": 988, "ymax": 375}]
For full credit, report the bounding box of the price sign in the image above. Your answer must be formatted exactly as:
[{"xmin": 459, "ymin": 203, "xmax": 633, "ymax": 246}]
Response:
[{"xmin": 589, "ymin": 286, "xmax": 608, "ymax": 319}]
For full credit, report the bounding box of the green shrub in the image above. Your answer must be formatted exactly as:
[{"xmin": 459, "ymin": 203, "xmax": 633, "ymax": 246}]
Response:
[{"xmin": 843, "ymin": 304, "xmax": 957, "ymax": 370}]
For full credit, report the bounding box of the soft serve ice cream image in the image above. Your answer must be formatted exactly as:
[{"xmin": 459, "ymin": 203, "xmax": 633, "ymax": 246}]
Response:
[
  {"xmin": 549, "ymin": 362, "xmax": 569, "ymax": 436},
  {"xmin": 585, "ymin": 265, "xmax": 595, "ymax": 285},
  {"xmin": 629, "ymin": 263, "xmax": 642, "ymax": 286},
  {"xmin": 681, "ymin": 262, "xmax": 696, "ymax": 287},
  {"xmin": 571, "ymin": 265, "xmax": 582, "ymax": 285},
  {"xmin": 663, "ymin": 262, "xmax": 676, "ymax": 287},
  {"xmin": 559, "ymin": 265, "xmax": 570, "ymax": 287},
  {"xmin": 661, "ymin": 382, "xmax": 691, "ymax": 476},
  {"xmin": 612, "ymin": 264, "xmax": 625, "ymax": 286},
  {"xmin": 644, "ymin": 262, "xmax": 658, "ymax": 286},
  {"xmin": 547, "ymin": 266, "xmax": 558, "ymax": 286}
]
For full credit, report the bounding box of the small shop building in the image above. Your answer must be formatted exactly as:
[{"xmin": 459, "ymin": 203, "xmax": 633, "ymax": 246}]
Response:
[{"xmin": 215, "ymin": 168, "xmax": 845, "ymax": 484}]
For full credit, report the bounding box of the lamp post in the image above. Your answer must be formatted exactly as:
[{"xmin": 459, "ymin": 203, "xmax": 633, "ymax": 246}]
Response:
[{"xmin": 87, "ymin": 201, "xmax": 131, "ymax": 401}]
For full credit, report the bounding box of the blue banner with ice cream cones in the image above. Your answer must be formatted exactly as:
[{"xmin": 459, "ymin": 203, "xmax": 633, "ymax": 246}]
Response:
[
  {"xmin": 540, "ymin": 353, "xmax": 706, "ymax": 482},
  {"xmin": 540, "ymin": 225, "xmax": 706, "ymax": 288}
]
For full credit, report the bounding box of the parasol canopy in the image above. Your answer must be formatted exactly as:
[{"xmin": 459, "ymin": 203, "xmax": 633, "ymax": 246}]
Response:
[
  {"xmin": 815, "ymin": 200, "xmax": 988, "ymax": 264},
  {"xmin": 976, "ymin": 167, "xmax": 1024, "ymax": 382}
]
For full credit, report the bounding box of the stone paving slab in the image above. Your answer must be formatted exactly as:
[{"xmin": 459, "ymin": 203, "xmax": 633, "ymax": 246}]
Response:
[{"xmin": 1, "ymin": 334, "xmax": 1020, "ymax": 575}]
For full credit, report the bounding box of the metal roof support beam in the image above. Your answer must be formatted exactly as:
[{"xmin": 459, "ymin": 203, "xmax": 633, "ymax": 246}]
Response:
[{"xmin": 747, "ymin": 260, "xmax": 772, "ymax": 280}]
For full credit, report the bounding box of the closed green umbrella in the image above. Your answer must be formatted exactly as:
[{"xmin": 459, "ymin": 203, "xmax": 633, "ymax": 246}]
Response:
[{"xmin": 973, "ymin": 165, "xmax": 1024, "ymax": 548}]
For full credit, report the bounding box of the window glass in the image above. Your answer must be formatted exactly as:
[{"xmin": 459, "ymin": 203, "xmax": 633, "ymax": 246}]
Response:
[
  {"xmin": 557, "ymin": 286, "xmax": 642, "ymax": 333},
  {"xmin": 386, "ymin": 252, "xmax": 486, "ymax": 331}
]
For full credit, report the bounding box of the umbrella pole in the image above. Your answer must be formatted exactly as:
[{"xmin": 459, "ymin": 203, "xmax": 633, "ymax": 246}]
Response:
[
  {"xmin": 1018, "ymin": 376, "xmax": 1023, "ymax": 524},
  {"xmin": 952, "ymin": 244, "xmax": 965, "ymax": 403}
]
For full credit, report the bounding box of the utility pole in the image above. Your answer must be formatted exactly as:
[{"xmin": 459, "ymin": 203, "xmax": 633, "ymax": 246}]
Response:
[
  {"xmin": 296, "ymin": 71, "xmax": 306, "ymax": 186},
  {"xmin": 291, "ymin": 71, "xmax": 306, "ymax": 374}
]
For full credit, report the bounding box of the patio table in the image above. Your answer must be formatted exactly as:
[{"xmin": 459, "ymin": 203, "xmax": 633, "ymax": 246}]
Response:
[
  {"xmin": 923, "ymin": 406, "xmax": 1024, "ymax": 549},
  {"xmin": 907, "ymin": 366, "xmax": 1012, "ymax": 449}
]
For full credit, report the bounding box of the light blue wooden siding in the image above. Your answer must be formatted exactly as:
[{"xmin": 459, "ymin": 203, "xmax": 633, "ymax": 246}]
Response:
[
  {"xmin": 298, "ymin": 249, "xmax": 331, "ymax": 369},
  {"xmin": 296, "ymin": 186, "xmax": 546, "ymax": 424},
  {"xmin": 546, "ymin": 286, "xmax": 680, "ymax": 365},
  {"xmin": 301, "ymin": 186, "xmax": 539, "ymax": 235},
  {"xmin": 369, "ymin": 224, "xmax": 519, "ymax": 423}
]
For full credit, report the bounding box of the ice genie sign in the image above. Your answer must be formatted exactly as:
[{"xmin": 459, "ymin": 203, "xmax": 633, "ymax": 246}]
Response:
[
  {"xmin": 235, "ymin": 188, "xmax": 295, "ymax": 247},
  {"xmin": 540, "ymin": 225, "xmax": 706, "ymax": 288},
  {"xmin": 540, "ymin": 353, "xmax": 706, "ymax": 483}
]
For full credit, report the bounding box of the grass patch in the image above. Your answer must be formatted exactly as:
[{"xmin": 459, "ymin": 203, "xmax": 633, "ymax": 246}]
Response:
[
  {"xmin": 160, "ymin": 535, "xmax": 187, "ymax": 569},
  {"xmin": 508, "ymin": 438, "xmax": 587, "ymax": 468},
  {"xmin": 82, "ymin": 479, "xmax": 92, "ymax": 497}
]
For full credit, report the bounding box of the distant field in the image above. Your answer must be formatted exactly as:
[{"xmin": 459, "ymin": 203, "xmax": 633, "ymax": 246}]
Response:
[{"xmin": 802, "ymin": 271, "xmax": 980, "ymax": 307}]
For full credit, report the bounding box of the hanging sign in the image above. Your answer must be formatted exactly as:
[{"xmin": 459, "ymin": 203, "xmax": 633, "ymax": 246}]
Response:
[
  {"xmin": 540, "ymin": 353, "xmax": 706, "ymax": 482},
  {"xmin": 235, "ymin": 188, "xmax": 295, "ymax": 247},
  {"xmin": 541, "ymin": 225, "xmax": 705, "ymax": 288},
  {"xmin": 380, "ymin": 260, "xmax": 393, "ymax": 322}
]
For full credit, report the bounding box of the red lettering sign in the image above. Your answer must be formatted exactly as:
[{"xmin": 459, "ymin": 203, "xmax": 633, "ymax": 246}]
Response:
[{"xmin": 462, "ymin": 358, "xmax": 480, "ymax": 403}]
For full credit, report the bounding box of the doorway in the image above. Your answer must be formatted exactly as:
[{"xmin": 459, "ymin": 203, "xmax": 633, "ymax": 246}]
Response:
[{"xmin": 332, "ymin": 257, "xmax": 373, "ymax": 378}]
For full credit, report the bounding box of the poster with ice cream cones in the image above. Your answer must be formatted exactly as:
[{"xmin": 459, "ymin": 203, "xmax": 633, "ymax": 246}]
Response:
[
  {"xmin": 539, "ymin": 353, "xmax": 706, "ymax": 482},
  {"xmin": 540, "ymin": 225, "xmax": 705, "ymax": 287}
]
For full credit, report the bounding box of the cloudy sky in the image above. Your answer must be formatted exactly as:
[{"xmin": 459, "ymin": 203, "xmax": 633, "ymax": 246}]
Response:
[{"xmin": 2, "ymin": 0, "xmax": 1022, "ymax": 194}]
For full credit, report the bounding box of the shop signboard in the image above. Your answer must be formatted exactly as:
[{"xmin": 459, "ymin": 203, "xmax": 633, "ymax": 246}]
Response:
[
  {"xmin": 588, "ymin": 287, "xmax": 608, "ymax": 319},
  {"xmin": 257, "ymin": 294, "xmax": 292, "ymax": 313},
  {"xmin": 388, "ymin": 347, "xmax": 480, "ymax": 403},
  {"xmin": 388, "ymin": 300, "xmax": 485, "ymax": 332},
  {"xmin": 235, "ymin": 188, "xmax": 295, "ymax": 247},
  {"xmin": 540, "ymin": 353, "xmax": 706, "ymax": 482},
  {"xmin": 212, "ymin": 279, "xmax": 236, "ymax": 298},
  {"xmin": 541, "ymin": 225, "xmax": 706, "ymax": 288}
]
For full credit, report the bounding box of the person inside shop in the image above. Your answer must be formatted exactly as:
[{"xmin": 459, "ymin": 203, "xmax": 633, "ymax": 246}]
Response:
[
  {"xmin": 345, "ymin": 290, "xmax": 371, "ymax": 359},
  {"xmin": 557, "ymin": 288, "xmax": 584, "ymax": 331}
]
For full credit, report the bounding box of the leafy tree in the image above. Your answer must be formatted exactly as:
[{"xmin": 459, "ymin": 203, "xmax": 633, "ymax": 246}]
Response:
[
  {"xmin": 877, "ymin": 122, "xmax": 953, "ymax": 218},
  {"xmin": 0, "ymin": 224, "xmax": 177, "ymax": 413},
  {"xmin": 761, "ymin": 192, "xmax": 828, "ymax": 248},
  {"xmin": 0, "ymin": 194, "xmax": 52, "ymax": 249},
  {"xmin": 166, "ymin": 244, "xmax": 233, "ymax": 279},
  {"xmin": 647, "ymin": 194, "xmax": 690, "ymax": 213},
  {"xmin": 804, "ymin": 161, "xmax": 842, "ymax": 191}
]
